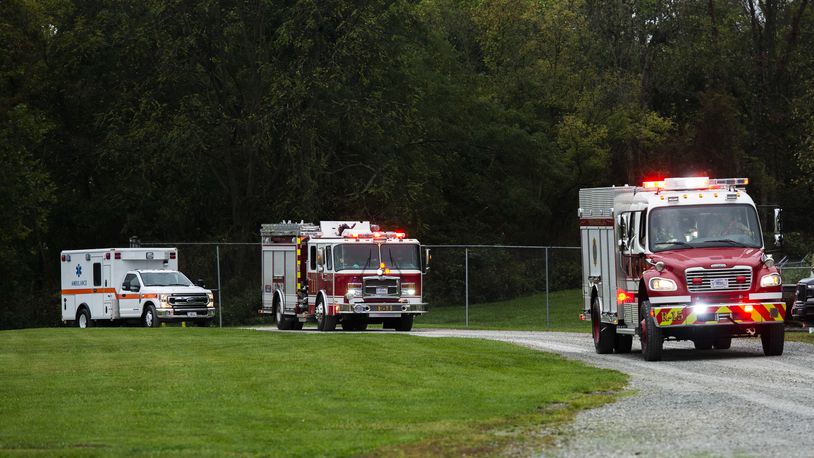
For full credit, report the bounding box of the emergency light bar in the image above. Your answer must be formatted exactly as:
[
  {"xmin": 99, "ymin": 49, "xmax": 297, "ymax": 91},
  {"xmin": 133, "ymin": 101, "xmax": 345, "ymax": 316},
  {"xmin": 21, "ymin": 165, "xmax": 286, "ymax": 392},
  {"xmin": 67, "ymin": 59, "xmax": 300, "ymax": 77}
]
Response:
[
  {"xmin": 343, "ymin": 230, "xmax": 407, "ymax": 239},
  {"xmin": 641, "ymin": 177, "xmax": 748, "ymax": 191}
]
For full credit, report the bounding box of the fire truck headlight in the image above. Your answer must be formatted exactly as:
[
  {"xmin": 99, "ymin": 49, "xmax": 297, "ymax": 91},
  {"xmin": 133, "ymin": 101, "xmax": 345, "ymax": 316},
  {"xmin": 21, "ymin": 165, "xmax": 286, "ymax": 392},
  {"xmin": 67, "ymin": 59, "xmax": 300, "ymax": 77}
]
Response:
[
  {"xmin": 402, "ymin": 283, "xmax": 416, "ymax": 296},
  {"xmin": 346, "ymin": 283, "xmax": 362, "ymax": 298},
  {"xmin": 649, "ymin": 278, "xmax": 677, "ymax": 291},
  {"xmin": 760, "ymin": 273, "xmax": 781, "ymax": 288}
]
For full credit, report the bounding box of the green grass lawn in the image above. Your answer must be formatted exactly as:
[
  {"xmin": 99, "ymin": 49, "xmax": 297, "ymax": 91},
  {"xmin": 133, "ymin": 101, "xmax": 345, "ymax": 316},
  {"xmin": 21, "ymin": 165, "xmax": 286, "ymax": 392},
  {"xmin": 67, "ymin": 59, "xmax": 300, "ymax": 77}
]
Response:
[
  {"xmin": 419, "ymin": 289, "xmax": 589, "ymax": 332},
  {"xmin": 0, "ymin": 328, "xmax": 626, "ymax": 457}
]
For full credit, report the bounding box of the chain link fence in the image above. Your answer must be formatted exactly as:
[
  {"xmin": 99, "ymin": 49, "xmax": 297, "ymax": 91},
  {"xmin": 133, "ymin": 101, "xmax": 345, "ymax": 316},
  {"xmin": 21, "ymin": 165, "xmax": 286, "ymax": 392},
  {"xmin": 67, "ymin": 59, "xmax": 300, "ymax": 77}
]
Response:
[
  {"xmin": 419, "ymin": 246, "xmax": 587, "ymax": 332},
  {"xmin": 142, "ymin": 242, "xmax": 587, "ymax": 330}
]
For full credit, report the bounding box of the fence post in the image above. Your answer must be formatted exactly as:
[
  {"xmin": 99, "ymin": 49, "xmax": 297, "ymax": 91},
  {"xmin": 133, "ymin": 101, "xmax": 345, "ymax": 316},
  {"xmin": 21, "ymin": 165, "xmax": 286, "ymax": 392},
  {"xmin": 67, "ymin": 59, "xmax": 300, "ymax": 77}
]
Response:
[
  {"xmin": 216, "ymin": 245, "xmax": 223, "ymax": 328},
  {"xmin": 545, "ymin": 246, "xmax": 550, "ymax": 328},
  {"xmin": 465, "ymin": 248, "xmax": 469, "ymax": 327}
]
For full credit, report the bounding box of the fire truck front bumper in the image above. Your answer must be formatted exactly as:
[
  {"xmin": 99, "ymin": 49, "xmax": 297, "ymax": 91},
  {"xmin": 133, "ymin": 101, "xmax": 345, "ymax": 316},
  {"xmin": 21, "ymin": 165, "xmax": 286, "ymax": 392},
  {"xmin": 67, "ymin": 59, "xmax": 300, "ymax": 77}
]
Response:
[
  {"xmin": 652, "ymin": 303, "xmax": 785, "ymax": 328},
  {"xmin": 336, "ymin": 302, "xmax": 428, "ymax": 317}
]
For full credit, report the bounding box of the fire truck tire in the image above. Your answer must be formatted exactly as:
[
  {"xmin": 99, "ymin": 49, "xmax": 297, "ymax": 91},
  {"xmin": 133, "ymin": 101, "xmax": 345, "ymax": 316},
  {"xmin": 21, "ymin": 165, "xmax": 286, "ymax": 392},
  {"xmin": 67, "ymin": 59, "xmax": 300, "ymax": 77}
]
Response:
[
  {"xmin": 316, "ymin": 299, "xmax": 337, "ymax": 331},
  {"xmin": 713, "ymin": 337, "xmax": 732, "ymax": 349},
  {"xmin": 395, "ymin": 315, "xmax": 414, "ymax": 332},
  {"xmin": 640, "ymin": 301, "xmax": 663, "ymax": 361},
  {"xmin": 591, "ymin": 297, "xmax": 614, "ymax": 354},
  {"xmin": 614, "ymin": 334, "xmax": 633, "ymax": 353},
  {"xmin": 76, "ymin": 308, "xmax": 92, "ymax": 329},
  {"xmin": 761, "ymin": 324, "xmax": 784, "ymax": 356},
  {"xmin": 275, "ymin": 302, "xmax": 294, "ymax": 330},
  {"xmin": 143, "ymin": 305, "xmax": 160, "ymax": 328}
]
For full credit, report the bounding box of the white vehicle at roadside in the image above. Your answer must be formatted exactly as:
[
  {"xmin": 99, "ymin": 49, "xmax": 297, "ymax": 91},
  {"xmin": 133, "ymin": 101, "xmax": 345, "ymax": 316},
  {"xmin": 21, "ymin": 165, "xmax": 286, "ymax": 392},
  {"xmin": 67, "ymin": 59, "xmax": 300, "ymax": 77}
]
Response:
[{"xmin": 60, "ymin": 248, "xmax": 215, "ymax": 328}]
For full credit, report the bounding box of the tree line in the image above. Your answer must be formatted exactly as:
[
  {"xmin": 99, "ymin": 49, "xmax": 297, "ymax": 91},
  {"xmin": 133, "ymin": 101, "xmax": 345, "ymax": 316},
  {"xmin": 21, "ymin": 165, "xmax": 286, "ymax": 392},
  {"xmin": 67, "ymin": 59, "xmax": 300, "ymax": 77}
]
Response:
[{"xmin": 2, "ymin": 0, "xmax": 813, "ymax": 328}]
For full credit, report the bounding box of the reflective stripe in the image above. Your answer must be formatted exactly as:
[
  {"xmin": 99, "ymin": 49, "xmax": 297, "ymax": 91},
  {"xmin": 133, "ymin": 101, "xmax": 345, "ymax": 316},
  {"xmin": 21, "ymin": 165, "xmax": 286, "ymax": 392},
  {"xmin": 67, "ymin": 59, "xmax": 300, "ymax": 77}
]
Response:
[
  {"xmin": 749, "ymin": 292, "xmax": 783, "ymax": 300},
  {"xmin": 61, "ymin": 288, "xmax": 116, "ymax": 295},
  {"xmin": 649, "ymin": 295, "xmax": 691, "ymax": 304}
]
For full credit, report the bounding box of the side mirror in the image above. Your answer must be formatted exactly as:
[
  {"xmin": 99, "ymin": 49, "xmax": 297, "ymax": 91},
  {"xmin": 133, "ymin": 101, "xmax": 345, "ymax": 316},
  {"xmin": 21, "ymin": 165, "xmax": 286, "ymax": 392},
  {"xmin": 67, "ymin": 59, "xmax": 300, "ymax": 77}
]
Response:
[
  {"xmin": 773, "ymin": 208, "xmax": 783, "ymax": 247},
  {"xmin": 423, "ymin": 248, "xmax": 431, "ymax": 273},
  {"xmin": 317, "ymin": 247, "xmax": 325, "ymax": 272},
  {"xmin": 196, "ymin": 278, "xmax": 206, "ymax": 288},
  {"xmin": 121, "ymin": 283, "xmax": 130, "ymax": 291}
]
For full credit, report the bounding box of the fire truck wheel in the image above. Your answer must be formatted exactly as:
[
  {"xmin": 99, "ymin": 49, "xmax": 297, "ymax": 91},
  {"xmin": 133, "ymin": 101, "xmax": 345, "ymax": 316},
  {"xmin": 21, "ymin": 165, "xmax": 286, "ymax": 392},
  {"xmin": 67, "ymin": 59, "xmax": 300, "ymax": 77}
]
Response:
[
  {"xmin": 275, "ymin": 302, "xmax": 293, "ymax": 330},
  {"xmin": 76, "ymin": 308, "xmax": 93, "ymax": 329},
  {"xmin": 761, "ymin": 324, "xmax": 784, "ymax": 356},
  {"xmin": 614, "ymin": 334, "xmax": 633, "ymax": 353},
  {"xmin": 640, "ymin": 301, "xmax": 663, "ymax": 361},
  {"xmin": 315, "ymin": 299, "xmax": 337, "ymax": 331},
  {"xmin": 591, "ymin": 297, "xmax": 614, "ymax": 354},
  {"xmin": 143, "ymin": 305, "xmax": 160, "ymax": 328},
  {"xmin": 713, "ymin": 337, "xmax": 731, "ymax": 349},
  {"xmin": 395, "ymin": 315, "xmax": 414, "ymax": 332}
]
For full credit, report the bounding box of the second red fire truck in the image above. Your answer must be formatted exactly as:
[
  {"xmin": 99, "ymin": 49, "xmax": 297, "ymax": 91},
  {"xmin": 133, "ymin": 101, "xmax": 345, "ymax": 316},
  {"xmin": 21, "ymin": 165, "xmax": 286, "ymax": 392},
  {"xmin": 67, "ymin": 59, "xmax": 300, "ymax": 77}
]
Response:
[
  {"xmin": 579, "ymin": 177, "xmax": 785, "ymax": 361},
  {"xmin": 260, "ymin": 221, "xmax": 429, "ymax": 331}
]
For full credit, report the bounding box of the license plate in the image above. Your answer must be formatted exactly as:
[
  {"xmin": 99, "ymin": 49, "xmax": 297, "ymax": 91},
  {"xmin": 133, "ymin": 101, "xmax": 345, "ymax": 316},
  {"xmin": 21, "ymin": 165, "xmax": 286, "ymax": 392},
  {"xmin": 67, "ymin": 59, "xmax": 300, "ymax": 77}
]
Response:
[
  {"xmin": 188, "ymin": 312, "xmax": 197, "ymax": 317},
  {"xmin": 376, "ymin": 287, "xmax": 388, "ymax": 295},
  {"xmin": 711, "ymin": 278, "xmax": 729, "ymax": 289}
]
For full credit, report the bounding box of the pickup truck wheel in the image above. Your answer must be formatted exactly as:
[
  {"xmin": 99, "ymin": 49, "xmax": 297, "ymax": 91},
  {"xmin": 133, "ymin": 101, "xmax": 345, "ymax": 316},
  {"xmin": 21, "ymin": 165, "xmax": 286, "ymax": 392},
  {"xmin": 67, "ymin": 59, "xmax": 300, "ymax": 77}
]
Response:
[
  {"xmin": 614, "ymin": 334, "xmax": 633, "ymax": 353},
  {"xmin": 292, "ymin": 320, "xmax": 304, "ymax": 330},
  {"xmin": 591, "ymin": 296, "xmax": 614, "ymax": 354},
  {"xmin": 761, "ymin": 324, "xmax": 784, "ymax": 356},
  {"xmin": 315, "ymin": 299, "xmax": 336, "ymax": 331},
  {"xmin": 713, "ymin": 337, "xmax": 731, "ymax": 350},
  {"xmin": 395, "ymin": 315, "xmax": 414, "ymax": 332},
  {"xmin": 77, "ymin": 308, "xmax": 92, "ymax": 329},
  {"xmin": 143, "ymin": 305, "xmax": 159, "ymax": 328},
  {"xmin": 640, "ymin": 300, "xmax": 663, "ymax": 361}
]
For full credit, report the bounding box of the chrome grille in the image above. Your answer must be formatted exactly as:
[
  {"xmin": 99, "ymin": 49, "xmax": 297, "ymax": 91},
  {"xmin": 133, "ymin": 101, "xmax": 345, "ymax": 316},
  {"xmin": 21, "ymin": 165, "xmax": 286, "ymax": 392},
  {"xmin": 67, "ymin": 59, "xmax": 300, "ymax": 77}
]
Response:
[
  {"xmin": 363, "ymin": 277, "xmax": 400, "ymax": 297},
  {"xmin": 685, "ymin": 267, "xmax": 752, "ymax": 292},
  {"xmin": 797, "ymin": 284, "xmax": 810, "ymax": 301},
  {"xmin": 169, "ymin": 294, "xmax": 209, "ymax": 308}
]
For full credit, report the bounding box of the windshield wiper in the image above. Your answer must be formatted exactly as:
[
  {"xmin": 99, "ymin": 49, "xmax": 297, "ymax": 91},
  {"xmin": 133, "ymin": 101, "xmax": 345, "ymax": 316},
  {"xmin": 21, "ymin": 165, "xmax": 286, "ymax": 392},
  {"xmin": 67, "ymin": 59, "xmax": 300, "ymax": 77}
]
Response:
[
  {"xmin": 704, "ymin": 239, "xmax": 749, "ymax": 247},
  {"xmin": 362, "ymin": 251, "xmax": 372, "ymax": 270},
  {"xmin": 653, "ymin": 240, "xmax": 694, "ymax": 249},
  {"xmin": 388, "ymin": 250, "xmax": 400, "ymax": 270}
]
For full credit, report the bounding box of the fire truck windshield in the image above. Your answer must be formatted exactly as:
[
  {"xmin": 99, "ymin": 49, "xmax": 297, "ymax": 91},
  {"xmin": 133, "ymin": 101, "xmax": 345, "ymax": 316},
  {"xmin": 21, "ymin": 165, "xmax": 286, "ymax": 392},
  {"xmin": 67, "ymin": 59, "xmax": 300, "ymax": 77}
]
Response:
[
  {"xmin": 140, "ymin": 271, "xmax": 193, "ymax": 286},
  {"xmin": 333, "ymin": 244, "xmax": 379, "ymax": 271},
  {"xmin": 381, "ymin": 244, "xmax": 421, "ymax": 270},
  {"xmin": 649, "ymin": 204, "xmax": 762, "ymax": 252}
]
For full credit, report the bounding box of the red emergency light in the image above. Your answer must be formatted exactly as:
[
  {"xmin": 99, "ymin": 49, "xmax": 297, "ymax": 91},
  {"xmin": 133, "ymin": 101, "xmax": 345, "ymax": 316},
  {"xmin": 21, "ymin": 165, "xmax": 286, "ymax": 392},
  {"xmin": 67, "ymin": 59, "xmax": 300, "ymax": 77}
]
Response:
[
  {"xmin": 105, "ymin": 252, "xmax": 110, "ymax": 260},
  {"xmin": 170, "ymin": 252, "xmax": 177, "ymax": 259},
  {"xmin": 616, "ymin": 289, "xmax": 635, "ymax": 303},
  {"xmin": 114, "ymin": 252, "xmax": 121, "ymax": 260}
]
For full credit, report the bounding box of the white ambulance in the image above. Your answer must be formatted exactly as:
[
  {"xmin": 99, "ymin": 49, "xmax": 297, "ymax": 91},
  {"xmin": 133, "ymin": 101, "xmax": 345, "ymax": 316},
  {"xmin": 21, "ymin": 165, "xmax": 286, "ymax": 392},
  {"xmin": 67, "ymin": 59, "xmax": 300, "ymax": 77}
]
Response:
[{"xmin": 60, "ymin": 248, "xmax": 215, "ymax": 328}]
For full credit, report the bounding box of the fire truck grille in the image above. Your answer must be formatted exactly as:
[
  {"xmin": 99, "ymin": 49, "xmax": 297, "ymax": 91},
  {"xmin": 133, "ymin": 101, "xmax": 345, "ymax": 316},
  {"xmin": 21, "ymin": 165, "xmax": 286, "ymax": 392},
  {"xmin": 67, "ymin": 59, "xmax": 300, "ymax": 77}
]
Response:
[
  {"xmin": 169, "ymin": 294, "xmax": 210, "ymax": 308},
  {"xmin": 363, "ymin": 278, "xmax": 400, "ymax": 297},
  {"xmin": 685, "ymin": 267, "xmax": 752, "ymax": 292}
]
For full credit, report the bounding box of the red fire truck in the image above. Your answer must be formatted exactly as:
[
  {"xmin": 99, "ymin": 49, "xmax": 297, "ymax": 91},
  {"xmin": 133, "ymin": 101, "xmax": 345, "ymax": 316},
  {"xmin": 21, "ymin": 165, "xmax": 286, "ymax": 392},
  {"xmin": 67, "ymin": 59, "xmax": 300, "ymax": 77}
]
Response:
[
  {"xmin": 260, "ymin": 221, "xmax": 429, "ymax": 331},
  {"xmin": 579, "ymin": 177, "xmax": 785, "ymax": 361}
]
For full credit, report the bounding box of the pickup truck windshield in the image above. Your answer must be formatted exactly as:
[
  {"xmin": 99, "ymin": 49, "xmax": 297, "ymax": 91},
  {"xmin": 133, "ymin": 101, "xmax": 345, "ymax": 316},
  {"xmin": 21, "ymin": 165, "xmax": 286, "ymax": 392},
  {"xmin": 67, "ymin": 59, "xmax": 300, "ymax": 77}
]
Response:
[
  {"xmin": 333, "ymin": 244, "xmax": 380, "ymax": 271},
  {"xmin": 381, "ymin": 244, "xmax": 420, "ymax": 270},
  {"xmin": 649, "ymin": 204, "xmax": 762, "ymax": 252},
  {"xmin": 140, "ymin": 271, "xmax": 193, "ymax": 287}
]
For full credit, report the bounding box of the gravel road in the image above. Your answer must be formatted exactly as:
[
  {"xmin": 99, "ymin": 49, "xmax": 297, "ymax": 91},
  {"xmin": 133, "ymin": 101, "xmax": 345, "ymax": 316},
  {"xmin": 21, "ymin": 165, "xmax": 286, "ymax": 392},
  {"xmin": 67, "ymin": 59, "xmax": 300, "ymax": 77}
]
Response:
[{"xmin": 410, "ymin": 329, "xmax": 814, "ymax": 457}]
